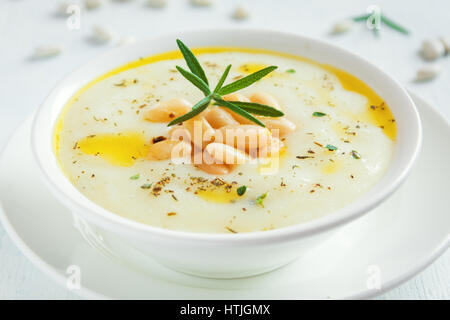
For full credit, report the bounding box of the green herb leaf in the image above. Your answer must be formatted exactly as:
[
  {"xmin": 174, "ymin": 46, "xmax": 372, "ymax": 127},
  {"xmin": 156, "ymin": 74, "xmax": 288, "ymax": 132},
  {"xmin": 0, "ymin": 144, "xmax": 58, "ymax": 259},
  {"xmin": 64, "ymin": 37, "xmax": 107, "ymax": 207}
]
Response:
[
  {"xmin": 217, "ymin": 66, "xmax": 277, "ymax": 96},
  {"xmin": 213, "ymin": 97, "xmax": 266, "ymax": 127},
  {"xmin": 214, "ymin": 64, "xmax": 232, "ymax": 93},
  {"xmin": 256, "ymin": 192, "xmax": 267, "ymax": 207},
  {"xmin": 313, "ymin": 112, "xmax": 326, "ymax": 117},
  {"xmin": 237, "ymin": 185, "xmax": 247, "ymax": 196},
  {"xmin": 176, "ymin": 66, "xmax": 210, "ymax": 96},
  {"xmin": 130, "ymin": 174, "xmax": 140, "ymax": 180},
  {"xmin": 380, "ymin": 15, "xmax": 409, "ymax": 35},
  {"xmin": 140, "ymin": 183, "xmax": 152, "ymax": 189},
  {"xmin": 351, "ymin": 150, "xmax": 361, "ymax": 159},
  {"xmin": 167, "ymin": 95, "xmax": 211, "ymax": 126},
  {"xmin": 286, "ymin": 69, "xmax": 296, "ymax": 73},
  {"xmin": 176, "ymin": 39, "xmax": 209, "ymax": 85},
  {"xmin": 351, "ymin": 13, "xmax": 409, "ymax": 36},
  {"xmin": 225, "ymin": 101, "xmax": 284, "ymax": 117},
  {"xmin": 352, "ymin": 13, "xmax": 371, "ymax": 22},
  {"xmin": 325, "ymin": 144, "xmax": 337, "ymax": 151}
]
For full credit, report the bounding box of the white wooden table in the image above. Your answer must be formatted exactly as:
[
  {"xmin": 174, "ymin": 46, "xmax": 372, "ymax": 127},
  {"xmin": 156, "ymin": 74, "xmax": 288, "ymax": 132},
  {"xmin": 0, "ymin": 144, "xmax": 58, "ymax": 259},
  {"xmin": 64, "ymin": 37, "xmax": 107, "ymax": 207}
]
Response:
[{"xmin": 0, "ymin": 0, "xmax": 448, "ymax": 299}]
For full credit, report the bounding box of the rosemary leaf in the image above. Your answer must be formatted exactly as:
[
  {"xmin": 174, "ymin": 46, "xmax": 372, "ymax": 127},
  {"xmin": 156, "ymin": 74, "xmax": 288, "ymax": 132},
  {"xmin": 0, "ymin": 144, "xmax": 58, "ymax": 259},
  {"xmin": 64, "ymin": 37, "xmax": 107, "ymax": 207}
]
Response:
[
  {"xmin": 217, "ymin": 66, "xmax": 277, "ymax": 96},
  {"xmin": 352, "ymin": 13, "xmax": 371, "ymax": 22},
  {"xmin": 176, "ymin": 39, "xmax": 209, "ymax": 85},
  {"xmin": 225, "ymin": 101, "xmax": 284, "ymax": 117},
  {"xmin": 381, "ymin": 15, "xmax": 409, "ymax": 35},
  {"xmin": 167, "ymin": 95, "xmax": 211, "ymax": 126},
  {"xmin": 213, "ymin": 97, "xmax": 266, "ymax": 127},
  {"xmin": 214, "ymin": 64, "xmax": 232, "ymax": 93},
  {"xmin": 176, "ymin": 66, "xmax": 210, "ymax": 96}
]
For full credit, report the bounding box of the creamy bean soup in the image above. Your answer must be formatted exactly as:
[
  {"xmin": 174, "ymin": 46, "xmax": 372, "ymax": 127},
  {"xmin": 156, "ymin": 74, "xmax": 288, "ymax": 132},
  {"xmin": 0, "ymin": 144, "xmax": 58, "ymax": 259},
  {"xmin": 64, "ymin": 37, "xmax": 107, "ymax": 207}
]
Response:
[{"xmin": 54, "ymin": 47, "xmax": 396, "ymax": 233}]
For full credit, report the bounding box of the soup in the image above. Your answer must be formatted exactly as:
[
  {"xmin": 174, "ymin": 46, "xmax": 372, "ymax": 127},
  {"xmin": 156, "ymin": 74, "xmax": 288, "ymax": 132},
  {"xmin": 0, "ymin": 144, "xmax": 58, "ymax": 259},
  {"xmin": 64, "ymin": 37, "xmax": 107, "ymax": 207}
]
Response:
[{"xmin": 54, "ymin": 46, "xmax": 396, "ymax": 233}]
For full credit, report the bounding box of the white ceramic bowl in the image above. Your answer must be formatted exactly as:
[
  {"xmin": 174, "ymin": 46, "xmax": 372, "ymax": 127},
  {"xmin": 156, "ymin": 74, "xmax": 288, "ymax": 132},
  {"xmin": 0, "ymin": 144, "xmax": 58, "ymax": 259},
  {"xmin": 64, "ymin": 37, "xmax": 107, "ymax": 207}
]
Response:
[{"xmin": 31, "ymin": 29, "xmax": 422, "ymax": 278}]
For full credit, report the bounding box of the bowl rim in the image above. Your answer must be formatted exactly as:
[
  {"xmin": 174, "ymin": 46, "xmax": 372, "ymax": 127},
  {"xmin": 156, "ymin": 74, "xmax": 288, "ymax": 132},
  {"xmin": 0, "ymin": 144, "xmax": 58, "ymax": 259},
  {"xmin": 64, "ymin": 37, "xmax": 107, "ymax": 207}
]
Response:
[{"xmin": 31, "ymin": 28, "xmax": 422, "ymax": 245}]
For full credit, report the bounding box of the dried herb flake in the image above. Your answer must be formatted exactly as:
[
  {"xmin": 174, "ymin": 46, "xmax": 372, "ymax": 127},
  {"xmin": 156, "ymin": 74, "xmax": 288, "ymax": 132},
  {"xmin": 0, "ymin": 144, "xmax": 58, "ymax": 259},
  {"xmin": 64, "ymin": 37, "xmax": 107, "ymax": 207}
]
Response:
[
  {"xmin": 256, "ymin": 192, "xmax": 267, "ymax": 207},
  {"xmin": 351, "ymin": 150, "xmax": 361, "ymax": 159},
  {"xmin": 237, "ymin": 185, "xmax": 247, "ymax": 196}
]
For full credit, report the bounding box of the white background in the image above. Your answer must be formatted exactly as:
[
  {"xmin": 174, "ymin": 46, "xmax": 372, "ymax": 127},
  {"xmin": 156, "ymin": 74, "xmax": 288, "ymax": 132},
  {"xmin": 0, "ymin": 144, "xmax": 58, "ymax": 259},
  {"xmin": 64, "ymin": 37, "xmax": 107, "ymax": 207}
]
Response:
[{"xmin": 0, "ymin": 0, "xmax": 448, "ymax": 299}]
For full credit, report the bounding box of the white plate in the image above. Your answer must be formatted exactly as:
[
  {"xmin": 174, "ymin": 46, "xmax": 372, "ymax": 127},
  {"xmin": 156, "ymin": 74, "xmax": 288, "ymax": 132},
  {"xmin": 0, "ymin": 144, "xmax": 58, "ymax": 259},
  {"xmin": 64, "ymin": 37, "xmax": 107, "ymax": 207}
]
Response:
[{"xmin": 0, "ymin": 93, "xmax": 448, "ymax": 299}]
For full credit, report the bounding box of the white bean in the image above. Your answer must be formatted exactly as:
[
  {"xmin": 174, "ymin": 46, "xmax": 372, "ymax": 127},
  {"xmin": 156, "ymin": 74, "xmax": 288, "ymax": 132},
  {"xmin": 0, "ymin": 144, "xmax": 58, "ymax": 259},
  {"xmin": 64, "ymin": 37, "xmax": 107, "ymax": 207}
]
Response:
[
  {"xmin": 32, "ymin": 45, "xmax": 62, "ymax": 59},
  {"xmin": 56, "ymin": 2, "xmax": 72, "ymax": 16},
  {"xmin": 262, "ymin": 118, "xmax": 296, "ymax": 137},
  {"xmin": 191, "ymin": 0, "xmax": 212, "ymax": 6},
  {"xmin": 249, "ymin": 92, "xmax": 282, "ymax": 111},
  {"xmin": 145, "ymin": 98, "xmax": 192, "ymax": 122},
  {"xmin": 440, "ymin": 37, "xmax": 450, "ymax": 55},
  {"xmin": 147, "ymin": 140, "xmax": 178, "ymax": 161},
  {"xmin": 219, "ymin": 124, "xmax": 271, "ymax": 154},
  {"xmin": 91, "ymin": 25, "xmax": 115, "ymax": 43},
  {"xmin": 183, "ymin": 116, "xmax": 216, "ymax": 149},
  {"xmin": 331, "ymin": 19, "xmax": 354, "ymax": 34},
  {"xmin": 204, "ymin": 107, "xmax": 240, "ymax": 128},
  {"xmin": 84, "ymin": 0, "xmax": 103, "ymax": 10},
  {"xmin": 233, "ymin": 6, "xmax": 249, "ymax": 20},
  {"xmin": 146, "ymin": 0, "xmax": 167, "ymax": 8},
  {"xmin": 204, "ymin": 143, "xmax": 249, "ymax": 165},
  {"xmin": 415, "ymin": 64, "xmax": 441, "ymax": 81},
  {"xmin": 421, "ymin": 39, "xmax": 445, "ymax": 60}
]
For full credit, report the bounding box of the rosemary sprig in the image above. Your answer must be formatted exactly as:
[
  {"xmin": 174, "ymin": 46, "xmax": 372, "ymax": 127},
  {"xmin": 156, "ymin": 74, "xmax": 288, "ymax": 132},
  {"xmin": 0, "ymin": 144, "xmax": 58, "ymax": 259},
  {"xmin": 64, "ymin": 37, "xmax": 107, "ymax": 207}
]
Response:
[
  {"xmin": 176, "ymin": 39, "xmax": 209, "ymax": 85},
  {"xmin": 168, "ymin": 39, "xmax": 282, "ymax": 127},
  {"xmin": 380, "ymin": 15, "xmax": 409, "ymax": 35},
  {"xmin": 351, "ymin": 13, "xmax": 409, "ymax": 36}
]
